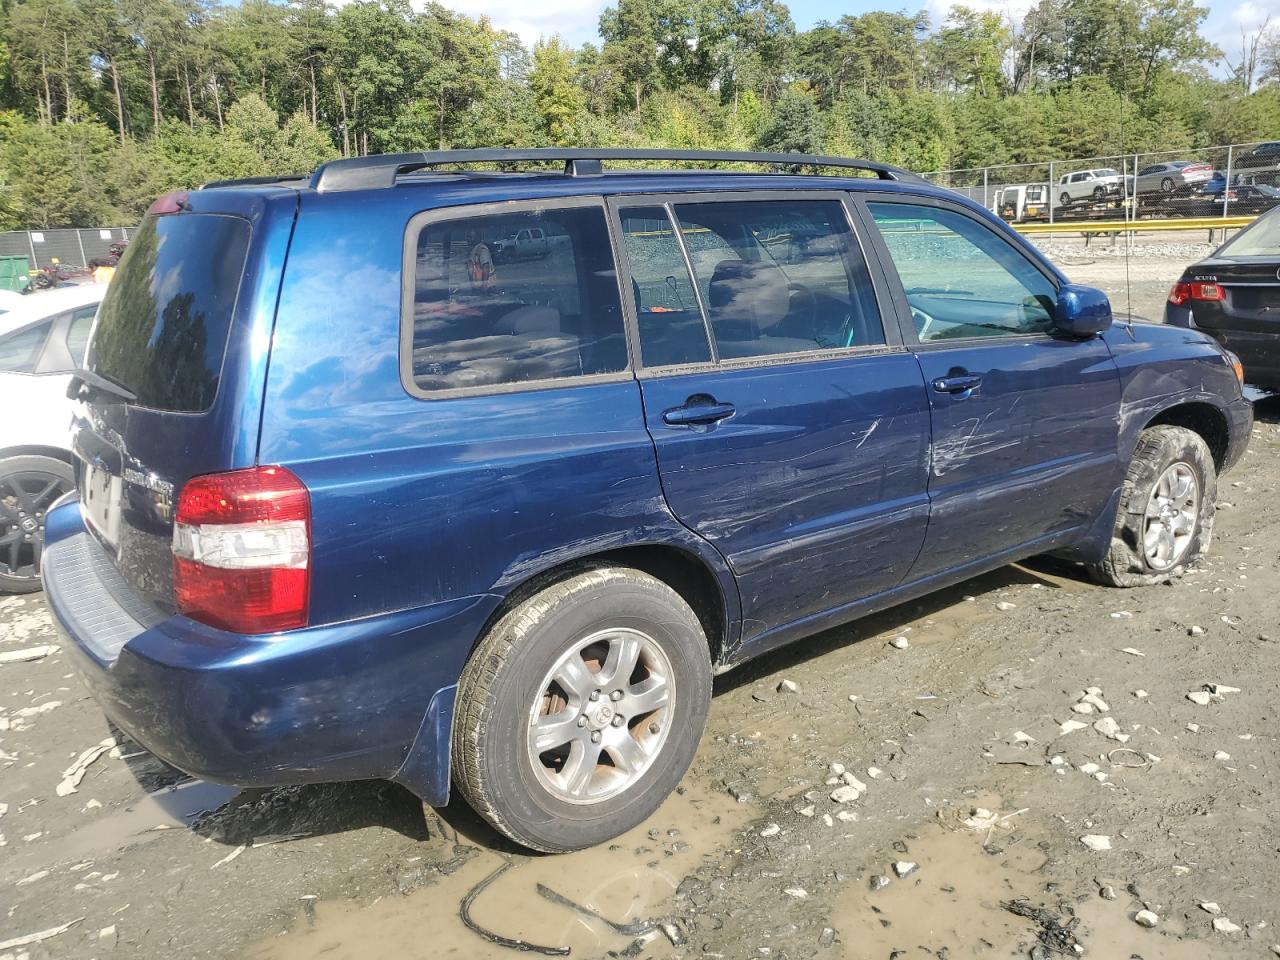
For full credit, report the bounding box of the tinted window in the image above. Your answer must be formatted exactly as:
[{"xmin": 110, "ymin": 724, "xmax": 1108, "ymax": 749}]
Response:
[
  {"xmin": 670, "ymin": 200, "xmax": 883, "ymax": 360},
  {"xmin": 408, "ymin": 204, "xmax": 627, "ymax": 393},
  {"xmin": 1218, "ymin": 209, "xmax": 1280, "ymax": 257},
  {"xmin": 618, "ymin": 206, "xmax": 712, "ymax": 367},
  {"xmin": 0, "ymin": 321, "xmax": 51, "ymax": 373},
  {"xmin": 90, "ymin": 214, "xmax": 249, "ymax": 412},
  {"xmin": 65, "ymin": 305, "xmax": 97, "ymax": 364},
  {"xmin": 869, "ymin": 202, "xmax": 1056, "ymax": 342}
]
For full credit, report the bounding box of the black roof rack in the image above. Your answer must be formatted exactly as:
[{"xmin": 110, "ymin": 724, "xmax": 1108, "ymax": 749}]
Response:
[
  {"xmin": 200, "ymin": 173, "xmax": 310, "ymax": 190},
  {"xmin": 310, "ymin": 148, "xmax": 923, "ymax": 193}
]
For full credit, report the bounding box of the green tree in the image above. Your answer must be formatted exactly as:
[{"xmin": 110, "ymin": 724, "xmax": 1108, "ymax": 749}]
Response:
[
  {"xmin": 754, "ymin": 88, "xmax": 822, "ymax": 154},
  {"xmin": 529, "ymin": 37, "xmax": 583, "ymax": 145}
]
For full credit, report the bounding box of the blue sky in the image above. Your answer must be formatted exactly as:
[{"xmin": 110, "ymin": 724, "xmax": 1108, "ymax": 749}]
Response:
[{"xmin": 435, "ymin": 0, "xmax": 1275, "ymax": 72}]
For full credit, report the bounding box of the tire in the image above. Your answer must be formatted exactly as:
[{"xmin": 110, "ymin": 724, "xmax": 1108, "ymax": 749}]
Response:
[
  {"xmin": 1161, "ymin": 177, "xmax": 1174, "ymax": 193},
  {"xmin": 1092, "ymin": 186, "xmax": 1106, "ymax": 200},
  {"xmin": 1088, "ymin": 426, "xmax": 1216, "ymax": 588},
  {"xmin": 1060, "ymin": 192, "xmax": 1071, "ymax": 207},
  {"xmin": 453, "ymin": 566, "xmax": 713, "ymax": 852},
  {"xmin": 0, "ymin": 455, "xmax": 74, "ymax": 594}
]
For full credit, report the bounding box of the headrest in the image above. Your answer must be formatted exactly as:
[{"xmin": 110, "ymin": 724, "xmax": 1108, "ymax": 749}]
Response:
[{"xmin": 706, "ymin": 259, "xmax": 791, "ymax": 327}]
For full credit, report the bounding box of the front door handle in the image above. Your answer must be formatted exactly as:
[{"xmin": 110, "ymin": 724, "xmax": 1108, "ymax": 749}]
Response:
[
  {"xmin": 662, "ymin": 399, "xmax": 737, "ymax": 426},
  {"xmin": 932, "ymin": 374, "xmax": 983, "ymax": 395}
]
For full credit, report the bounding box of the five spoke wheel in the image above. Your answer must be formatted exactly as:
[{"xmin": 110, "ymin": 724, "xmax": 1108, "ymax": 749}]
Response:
[{"xmin": 1142, "ymin": 461, "xmax": 1199, "ymax": 571}]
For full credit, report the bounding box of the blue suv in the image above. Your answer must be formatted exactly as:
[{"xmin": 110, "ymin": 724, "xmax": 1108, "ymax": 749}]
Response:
[{"xmin": 42, "ymin": 149, "xmax": 1252, "ymax": 852}]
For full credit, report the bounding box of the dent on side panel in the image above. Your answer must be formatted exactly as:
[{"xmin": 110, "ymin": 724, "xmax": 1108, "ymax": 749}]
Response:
[{"xmin": 1103, "ymin": 323, "xmax": 1241, "ymax": 461}]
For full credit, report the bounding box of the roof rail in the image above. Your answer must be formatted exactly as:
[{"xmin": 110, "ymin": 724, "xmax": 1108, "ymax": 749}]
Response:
[
  {"xmin": 310, "ymin": 148, "xmax": 923, "ymax": 193},
  {"xmin": 200, "ymin": 173, "xmax": 310, "ymax": 190}
]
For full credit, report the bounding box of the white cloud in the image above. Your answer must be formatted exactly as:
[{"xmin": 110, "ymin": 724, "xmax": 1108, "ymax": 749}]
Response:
[
  {"xmin": 435, "ymin": 0, "xmax": 608, "ymax": 47},
  {"xmin": 922, "ymin": 0, "xmax": 1036, "ymax": 28}
]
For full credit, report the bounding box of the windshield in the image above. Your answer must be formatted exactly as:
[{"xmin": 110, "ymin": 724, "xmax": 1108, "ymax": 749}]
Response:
[
  {"xmin": 1218, "ymin": 210, "xmax": 1280, "ymax": 257},
  {"xmin": 89, "ymin": 213, "xmax": 250, "ymax": 412}
]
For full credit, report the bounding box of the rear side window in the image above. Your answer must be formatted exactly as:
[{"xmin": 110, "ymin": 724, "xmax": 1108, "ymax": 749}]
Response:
[
  {"xmin": 90, "ymin": 214, "xmax": 250, "ymax": 412},
  {"xmin": 65, "ymin": 305, "xmax": 97, "ymax": 364},
  {"xmin": 406, "ymin": 203, "xmax": 628, "ymax": 394},
  {"xmin": 0, "ymin": 321, "xmax": 51, "ymax": 373}
]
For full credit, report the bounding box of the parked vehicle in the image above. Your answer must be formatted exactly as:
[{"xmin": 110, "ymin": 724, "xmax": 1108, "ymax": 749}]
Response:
[
  {"xmin": 30, "ymin": 259, "xmax": 93, "ymax": 291},
  {"xmin": 1134, "ymin": 160, "xmax": 1213, "ymax": 197},
  {"xmin": 1056, "ymin": 168, "xmax": 1124, "ymax": 206},
  {"xmin": 42, "ymin": 149, "xmax": 1252, "ymax": 853},
  {"xmin": 0, "ymin": 284, "xmax": 103, "ymax": 592},
  {"xmin": 1166, "ymin": 205, "xmax": 1280, "ymax": 391},
  {"xmin": 994, "ymin": 184, "xmax": 1050, "ymax": 222},
  {"xmin": 1193, "ymin": 176, "xmax": 1280, "ymax": 216},
  {"xmin": 1234, "ymin": 142, "xmax": 1280, "ymax": 183},
  {"xmin": 492, "ymin": 225, "xmax": 549, "ymax": 261}
]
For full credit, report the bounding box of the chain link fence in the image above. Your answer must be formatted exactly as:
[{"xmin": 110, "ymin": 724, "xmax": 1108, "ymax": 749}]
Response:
[{"xmin": 922, "ymin": 140, "xmax": 1280, "ymax": 228}]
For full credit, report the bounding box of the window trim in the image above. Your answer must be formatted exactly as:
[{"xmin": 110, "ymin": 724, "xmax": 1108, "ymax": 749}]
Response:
[
  {"xmin": 605, "ymin": 189, "xmax": 901, "ymax": 377},
  {"xmin": 399, "ymin": 195, "xmax": 635, "ymax": 401},
  {"xmin": 851, "ymin": 192, "xmax": 1065, "ymax": 350}
]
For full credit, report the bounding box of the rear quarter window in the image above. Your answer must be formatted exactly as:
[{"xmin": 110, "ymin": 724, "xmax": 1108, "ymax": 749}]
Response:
[
  {"xmin": 403, "ymin": 201, "xmax": 628, "ymax": 395},
  {"xmin": 89, "ymin": 214, "xmax": 250, "ymax": 412}
]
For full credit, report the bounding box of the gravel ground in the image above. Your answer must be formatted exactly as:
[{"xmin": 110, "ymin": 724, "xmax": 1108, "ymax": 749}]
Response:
[{"xmin": 2, "ymin": 256, "xmax": 1278, "ymax": 960}]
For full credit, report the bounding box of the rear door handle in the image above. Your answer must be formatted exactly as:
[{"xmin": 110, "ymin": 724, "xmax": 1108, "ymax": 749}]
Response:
[
  {"xmin": 662, "ymin": 400, "xmax": 737, "ymax": 426},
  {"xmin": 932, "ymin": 375, "xmax": 983, "ymax": 395}
]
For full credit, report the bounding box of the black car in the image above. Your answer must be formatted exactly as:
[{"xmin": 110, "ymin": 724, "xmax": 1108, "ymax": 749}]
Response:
[{"xmin": 1167, "ymin": 206, "xmax": 1280, "ymax": 390}]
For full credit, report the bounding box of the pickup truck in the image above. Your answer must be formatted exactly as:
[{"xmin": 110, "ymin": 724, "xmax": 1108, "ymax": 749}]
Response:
[{"xmin": 492, "ymin": 226, "xmax": 550, "ymax": 261}]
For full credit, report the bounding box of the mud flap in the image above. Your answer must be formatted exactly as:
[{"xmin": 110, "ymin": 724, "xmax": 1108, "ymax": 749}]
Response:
[{"xmin": 393, "ymin": 684, "xmax": 457, "ymax": 807}]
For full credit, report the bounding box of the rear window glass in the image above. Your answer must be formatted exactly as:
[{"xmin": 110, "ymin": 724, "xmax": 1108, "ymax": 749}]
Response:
[
  {"xmin": 406, "ymin": 204, "xmax": 628, "ymax": 394},
  {"xmin": 89, "ymin": 214, "xmax": 249, "ymax": 412},
  {"xmin": 1219, "ymin": 210, "xmax": 1280, "ymax": 257},
  {"xmin": 0, "ymin": 321, "xmax": 51, "ymax": 373}
]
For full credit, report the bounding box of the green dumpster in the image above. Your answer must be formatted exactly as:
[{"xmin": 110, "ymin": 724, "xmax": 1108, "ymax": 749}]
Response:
[{"xmin": 0, "ymin": 255, "xmax": 31, "ymax": 292}]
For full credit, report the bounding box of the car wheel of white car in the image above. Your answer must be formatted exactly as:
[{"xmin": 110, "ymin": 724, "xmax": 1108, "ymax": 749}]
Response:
[
  {"xmin": 0, "ymin": 455, "xmax": 73, "ymax": 593},
  {"xmin": 1060, "ymin": 192, "xmax": 1070, "ymax": 207},
  {"xmin": 1160, "ymin": 177, "xmax": 1174, "ymax": 193}
]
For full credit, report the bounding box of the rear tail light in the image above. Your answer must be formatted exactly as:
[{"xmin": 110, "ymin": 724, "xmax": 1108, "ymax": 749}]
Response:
[
  {"xmin": 1167, "ymin": 281, "xmax": 1225, "ymax": 306},
  {"xmin": 173, "ymin": 466, "xmax": 310, "ymax": 634}
]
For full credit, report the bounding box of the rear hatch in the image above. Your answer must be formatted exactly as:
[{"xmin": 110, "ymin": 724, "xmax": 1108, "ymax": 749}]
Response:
[
  {"xmin": 1188, "ymin": 257, "xmax": 1280, "ymax": 335},
  {"xmin": 72, "ymin": 190, "xmax": 294, "ymax": 614}
]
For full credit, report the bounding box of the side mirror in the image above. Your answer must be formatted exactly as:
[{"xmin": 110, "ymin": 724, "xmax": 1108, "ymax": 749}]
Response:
[{"xmin": 1054, "ymin": 283, "xmax": 1112, "ymax": 337}]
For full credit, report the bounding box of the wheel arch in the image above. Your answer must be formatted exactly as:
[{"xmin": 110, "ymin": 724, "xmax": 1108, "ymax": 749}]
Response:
[
  {"xmin": 1143, "ymin": 401, "xmax": 1230, "ymax": 471},
  {"xmin": 479, "ymin": 541, "xmax": 739, "ymax": 669},
  {"xmin": 0, "ymin": 444, "xmax": 74, "ymax": 465}
]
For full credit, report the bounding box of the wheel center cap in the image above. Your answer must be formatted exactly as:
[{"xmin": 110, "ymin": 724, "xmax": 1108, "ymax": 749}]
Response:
[
  {"xmin": 585, "ymin": 702, "xmax": 614, "ymax": 730},
  {"xmin": 19, "ymin": 516, "xmax": 37, "ymax": 533}
]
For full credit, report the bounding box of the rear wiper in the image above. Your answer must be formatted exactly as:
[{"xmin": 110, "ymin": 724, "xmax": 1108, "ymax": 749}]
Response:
[{"xmin": 67, "ymin": 367, "xmax": 138, "ymax": 403}]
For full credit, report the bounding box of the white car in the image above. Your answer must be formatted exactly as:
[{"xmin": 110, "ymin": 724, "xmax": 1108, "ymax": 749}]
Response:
[
  {"xmin": 1056, "ymin": 168, "xmax": 1124, "ymax": 206},
  {"xmin": 0, "ymin": 285, "xmax": 104, "ymax": 592}
]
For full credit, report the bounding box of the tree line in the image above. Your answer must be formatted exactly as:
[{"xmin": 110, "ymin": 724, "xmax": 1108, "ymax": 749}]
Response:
[{"xmin": 1, "ymin": 0, "xmax": 1278, "ymax": 230}]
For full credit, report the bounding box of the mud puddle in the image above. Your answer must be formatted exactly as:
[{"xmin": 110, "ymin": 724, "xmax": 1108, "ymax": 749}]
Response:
[
  {"xmin": 248, "ymin": 785, "xmax": 748, "ymax": 960},
  {"xmin": 13, "ymin": 779, "xmax": 241, "ymax": 871},
  {"xmin": 834, "ymin": 815, "xmax": 1214, "ymax": 960}
]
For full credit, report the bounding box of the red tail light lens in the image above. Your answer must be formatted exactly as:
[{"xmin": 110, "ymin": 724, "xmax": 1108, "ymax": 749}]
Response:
[
  {"xmin": 1168, "ymin": 281, "xmax": 1224, "ymax": 306},
  {"xmin": 173, "ymin": 466, "xmax": 310, "ymax": 634}
]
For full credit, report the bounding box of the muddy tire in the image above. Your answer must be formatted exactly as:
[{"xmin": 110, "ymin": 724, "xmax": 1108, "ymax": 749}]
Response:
[
  {"xmin": 0, "ymin": 455, "xmax": 73, "ymax": 594},
  {"xmin": 452, "ymin": 566, "xmax": 712, "ymax": 852},
  {"xmin": 1088, "ymin": 426, "xmax": 1216, "ymax": 588}
]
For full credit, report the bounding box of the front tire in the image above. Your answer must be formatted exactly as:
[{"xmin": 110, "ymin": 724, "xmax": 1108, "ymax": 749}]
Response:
[
  {"xmin": 453, "ymin": 566, "xmax": 712, "ymax": 852},
  {"xmin": 1088, "ymin": 426, "xmax": 1216, "ymax": 587},
  {"xmin": 0, "ymin": 455, "xmax": 73, "ymax": 594}
]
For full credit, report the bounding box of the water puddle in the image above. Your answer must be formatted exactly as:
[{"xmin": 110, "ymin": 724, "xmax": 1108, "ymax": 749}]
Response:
[
  {"xmin": 834, "ymin": 821, "xmax": 1218, "ymax": 959},
  {"xmin": 22, "ymin": 779, "xmax": 241, "ymax": 869},
  {"xmin": 248, "ymin": 785, "xmax": 748, "ymax": 960}
]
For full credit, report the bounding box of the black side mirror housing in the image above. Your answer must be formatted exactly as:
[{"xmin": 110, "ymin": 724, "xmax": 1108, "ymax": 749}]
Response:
[{"xmin": 1054, "ymin": 283, "xmax": 1113, "ymax": 337}]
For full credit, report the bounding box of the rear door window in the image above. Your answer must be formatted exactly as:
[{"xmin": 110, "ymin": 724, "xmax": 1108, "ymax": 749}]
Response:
[
  {"xmin": 89, "ymin": 214, "xmax": 250, "ymax": 412},
  {"xmin": 618, "ymin": 198, "xmax": 884, "ymax": 364},
  {"xmin": 405, "ymin": 201, "xmax": 628, "ymax": 395}
]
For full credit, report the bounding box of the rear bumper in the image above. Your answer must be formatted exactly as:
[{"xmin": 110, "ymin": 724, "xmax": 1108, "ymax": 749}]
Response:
[
  {"xmin": 42, "ymin": 501, "xmax": 495, "ymax": 806},
  {"xmin": 1224, "ymin": 397, "xmax": 1254, "ymax": 474},
  {"xmin": 1204, "ymin": 329, "xmax": 1280, "ymax": 390}
]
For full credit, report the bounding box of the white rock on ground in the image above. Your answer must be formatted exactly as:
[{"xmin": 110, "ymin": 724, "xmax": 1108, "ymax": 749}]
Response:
[
  {"xmin": 1135, "ymin": 910, "xmax": 1159, "ymax": 928},
  {"xmin": 1187, "ymin": 691, "xmax": 1214, "ymax": 705},
  {"xmin": 1199, "ymin": 902, "xmax": 1222, "ymax": 915},
  {"xmin": 1080, "ymin": 835, "xmax": 1112, "ymax": 851},
  {"xmin": 1093, "ymin": 717, "xmax": 1130, "ymax": 743},
  {"xmin": 889, "ymin": 636, "xmax": 909, "ymax": 649},
  {"xmin": 1213, "ymin": 917, "xmax": 1242, "ymax": 934},
  {"xmin": 892, "ymin": 861, "xmax": 919, "ymax": 878},
  {"xmin": 996, "ymin": 601, "xmax": 1016, "ymax": 611}
]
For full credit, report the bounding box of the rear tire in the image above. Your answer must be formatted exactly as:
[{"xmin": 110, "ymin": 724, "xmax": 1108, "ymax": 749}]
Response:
[
  {"xmin": 1088, "ymin": 426, "xmax": 1216, "ymax": 587},
  {"xmin": 0, "ymin": 455, "xmax": 73, "ymax": 594},
  {"xmin": 1060, "ymin": 192, "xmax": 1071, "ymax": 207},
  {"xmin": 453, "ymin": 566, "xmax": 712, "ymax": 852}
]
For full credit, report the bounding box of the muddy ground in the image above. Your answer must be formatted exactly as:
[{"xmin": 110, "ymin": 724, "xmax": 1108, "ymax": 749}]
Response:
[{"xmin": 3, "ymin": 258, "xmax": 1279, "ymax": 960}]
